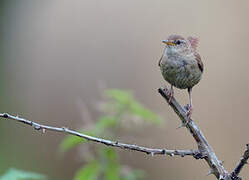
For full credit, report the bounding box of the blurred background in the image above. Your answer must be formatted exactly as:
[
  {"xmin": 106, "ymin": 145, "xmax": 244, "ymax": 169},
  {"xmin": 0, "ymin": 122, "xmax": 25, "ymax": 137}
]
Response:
[{"xmin": 0, "ymin": 0, "xmax": 249, "ymax": 179}]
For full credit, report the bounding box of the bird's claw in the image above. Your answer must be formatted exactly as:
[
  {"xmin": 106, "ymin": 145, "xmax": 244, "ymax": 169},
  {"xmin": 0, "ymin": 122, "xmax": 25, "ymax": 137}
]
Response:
[
  {"xmin": 168, "ymin": 94, "xmax": 173, "ymax": 104},
  {"xmin": 184, "ymin": 104, "xmax": 192, "ymax": 119},
  {"xmin": 168, "ymin": 88, "xmax": 174, "ymax": 104}
]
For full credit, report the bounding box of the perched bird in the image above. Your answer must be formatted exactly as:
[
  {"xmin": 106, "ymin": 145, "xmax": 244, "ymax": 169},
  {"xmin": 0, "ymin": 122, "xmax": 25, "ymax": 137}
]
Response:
[{"xmin": 158, "ymin": 35, "xmax": 204, "ymax": 119}]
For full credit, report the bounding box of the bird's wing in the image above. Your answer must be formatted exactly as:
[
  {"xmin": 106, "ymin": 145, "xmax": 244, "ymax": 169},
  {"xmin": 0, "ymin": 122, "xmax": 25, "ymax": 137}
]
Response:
[
  {"xmin": 195, "ymin": 52, "xmax": 204, "ymax": 72},
  {"xmin": 158, "ymin": 54, "xmax": 163, "ymax": 67}
]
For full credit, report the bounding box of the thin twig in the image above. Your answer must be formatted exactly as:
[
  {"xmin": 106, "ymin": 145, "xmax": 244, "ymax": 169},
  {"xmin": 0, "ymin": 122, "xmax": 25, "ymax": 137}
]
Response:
[
  {"xmin": 158, "ymin": 87, "xmax": 231, "ymax": 179},
  {"xmin": 231, "ymin": 144, "xmax": 249, "ymax": 178},
  {"xmin": 0, "ymin": 113, "xmax": 198, "ymax": 157}
]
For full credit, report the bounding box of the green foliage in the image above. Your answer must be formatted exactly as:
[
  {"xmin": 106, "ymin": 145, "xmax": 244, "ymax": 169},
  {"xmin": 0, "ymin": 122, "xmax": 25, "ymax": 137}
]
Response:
[
  {"xmin": 105, "ymin": 89, "xmax": 162, "ymax": 124},
  {"xmin": 94, "ymin": 116, "xmax": 118, "ymax": 134},
  {"xmin": 59, "ymin": 131, "xmax": 92, "ymax": 153},
  {"xmin": 121, "ymin": 170, "xmax": 145, "ymax": 180},
  {"xmin": 74, "ymin": 148, "xmax": 145, "ymax": 180},
  {"xmin": 105, "ymin": 89, "xmax": 133, "ymax": 105},
  {"xmin": 60, "ymin": 89, "xmax": 162, "ymax": 180},
  {"xmin": 59, "ymin": 116, "xmax": 117, "ymax": 153},
  {"xmin": 74, "ymin": 161, "xmax": 100, "ymax": 180},
  {"xmin": 100, "ymin": 148, "xmax": 120, "ymax": 180},
  {"xmin": 0, "ymin": 168, "xmax": 46, "ymax": 180}
]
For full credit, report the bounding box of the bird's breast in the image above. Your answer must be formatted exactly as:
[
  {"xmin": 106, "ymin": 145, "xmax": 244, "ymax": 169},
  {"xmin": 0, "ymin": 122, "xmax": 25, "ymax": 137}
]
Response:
[{"xmin": 160, "ymin": 55, "xmax": 202, "ymax": 89}]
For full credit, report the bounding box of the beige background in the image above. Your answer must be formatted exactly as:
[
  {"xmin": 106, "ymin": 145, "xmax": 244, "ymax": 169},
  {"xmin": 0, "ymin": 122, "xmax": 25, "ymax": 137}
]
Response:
[{"xmin": 0, "ymin": 0, "xmax": 249, "ymax": 179}]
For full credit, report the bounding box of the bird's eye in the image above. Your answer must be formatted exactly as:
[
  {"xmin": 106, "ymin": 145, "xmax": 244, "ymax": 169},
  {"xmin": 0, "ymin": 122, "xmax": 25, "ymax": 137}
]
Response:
[{"xmin": 175, "ymin": 40, "xmax": 182, "ymax": 45}]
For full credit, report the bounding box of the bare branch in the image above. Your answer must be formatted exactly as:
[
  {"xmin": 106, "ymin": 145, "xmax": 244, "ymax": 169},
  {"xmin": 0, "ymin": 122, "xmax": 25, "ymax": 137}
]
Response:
[
  {"xmin": 0, "ymin": 113, "xmax": 198, "ymax": 158},
  {"xmin": 158, "ymin": 87, "xmax": 231, "ymax": 179},
  {"xmin": 231, "ymin": 143, "xmax": 249, "ymax": 178}
]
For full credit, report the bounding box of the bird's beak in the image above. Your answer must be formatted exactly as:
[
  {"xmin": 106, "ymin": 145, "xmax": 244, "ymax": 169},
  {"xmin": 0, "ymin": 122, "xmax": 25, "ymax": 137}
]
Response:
[{"xmin": 162, "ymin": 40, "xmax": 175, "ymax": 46}]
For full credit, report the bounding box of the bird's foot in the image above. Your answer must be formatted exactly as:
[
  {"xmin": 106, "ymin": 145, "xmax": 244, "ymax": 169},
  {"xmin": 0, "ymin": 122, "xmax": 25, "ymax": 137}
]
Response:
[
  {"xmin": 168, "ymin": 88, "xmax": 174, "ymax": 104},
  {"xmin": 184, "ymin": 104, "xmax": 192, "ymax": 120}
]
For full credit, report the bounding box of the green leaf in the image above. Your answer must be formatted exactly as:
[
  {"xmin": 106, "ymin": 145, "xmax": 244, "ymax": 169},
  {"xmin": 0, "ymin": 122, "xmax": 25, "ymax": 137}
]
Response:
[
  {"xmin": 105, "ymin": 89, "xmax": 162, "ymax": 124},
  {"xmin": 104, "ymin": 164, "xmax": 120, "ymax": 180},
  {"xmin": 59, "ymin": 116, "xmax": 118, "ymax": 153},
  {"xmin": 94, "ymin": 116, "xmax": 118, "ymax": 134},
  {"xmin": 105, "ymin": 89, "xmax": 133, "ymax": 105},
  {"xmin": 74, "ymin": 161, "xmax": 100, "ymax": 180},
  {"xmin": 122, "ymin": 170, "xmax": 145, "ymax": 180},
  {"xmin": 59, "ymin": 131, "xmax": 95, "ymax": 153},
  {"xmin": 129, "ymin": 101, "xmax": 162, "ymax": 124},
  {"xmin": 59, "ymin": 135, "xmax": 86, "ymax": 153},
  {"xmin": 100, "ymin": 148, "xmax": 120, "ymax": 180},
  {"xmin": 0, "ymin": 168, "xmax": 46, "ymax": 180}
]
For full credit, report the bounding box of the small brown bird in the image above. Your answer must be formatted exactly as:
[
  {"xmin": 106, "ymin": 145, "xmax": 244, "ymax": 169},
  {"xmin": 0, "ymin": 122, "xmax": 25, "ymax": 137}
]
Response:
[{"xmin": 158, "ymin": 35, "xmax": 204, "ymax": 119}]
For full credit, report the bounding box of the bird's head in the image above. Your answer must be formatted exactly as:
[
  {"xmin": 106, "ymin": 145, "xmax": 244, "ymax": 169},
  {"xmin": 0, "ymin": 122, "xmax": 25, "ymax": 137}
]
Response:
[{"xmin": 162, "ymin": 35, "xmax": 198, "ymax": 54}]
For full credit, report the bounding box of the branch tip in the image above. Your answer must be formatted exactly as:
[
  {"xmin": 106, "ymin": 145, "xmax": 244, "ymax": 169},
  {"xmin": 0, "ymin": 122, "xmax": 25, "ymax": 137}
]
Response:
[
  {"xmin": 207, "ymin": 169, "xmax": 215, "ymax": 176},
  {"xmin": 176, "ymin": 123, "xmax": 186, "ymax": 129}
]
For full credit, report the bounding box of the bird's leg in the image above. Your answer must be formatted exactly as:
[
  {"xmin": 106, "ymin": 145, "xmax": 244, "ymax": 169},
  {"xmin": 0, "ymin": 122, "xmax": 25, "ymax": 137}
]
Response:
[
  {"xmin": 168, "ymin": 85, "xmax": 174, "ymax": 103},
  {"xmin": 186, "ymin": 88, "xmax": 193, "ymax": 119}
]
